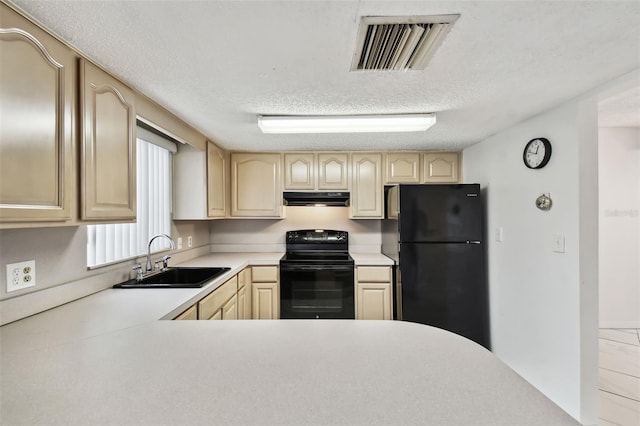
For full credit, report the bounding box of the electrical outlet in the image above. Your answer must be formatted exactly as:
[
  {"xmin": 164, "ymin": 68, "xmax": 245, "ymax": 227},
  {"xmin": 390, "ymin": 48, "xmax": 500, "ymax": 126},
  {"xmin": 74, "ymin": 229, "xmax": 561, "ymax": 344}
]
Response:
[
  {"xmin": 187, "ymin": 236, "xmax": 193, "ymax": 248},
  {"xmin": 177, "ymin": 237, "xmax": 183, "ymax": 250},
  {"xmin": 6, "ymin": 260, "xmax": 36, "ymax": 292}
]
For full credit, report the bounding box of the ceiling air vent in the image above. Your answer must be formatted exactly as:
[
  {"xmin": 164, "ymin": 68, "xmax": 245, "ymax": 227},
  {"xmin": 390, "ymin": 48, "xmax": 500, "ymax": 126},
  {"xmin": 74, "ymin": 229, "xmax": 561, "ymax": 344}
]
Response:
[{"xmin": 351, "ymin": 15, "xmax": 459, "ymax": 71}]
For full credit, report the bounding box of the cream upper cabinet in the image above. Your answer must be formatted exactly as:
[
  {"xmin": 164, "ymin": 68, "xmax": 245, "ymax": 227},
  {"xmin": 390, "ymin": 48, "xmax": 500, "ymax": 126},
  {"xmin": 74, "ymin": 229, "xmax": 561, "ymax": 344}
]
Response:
[
  {"xmin": 423, "ymin": 152, "xmax": 460, "ymax": 183},
  {"xmin": 173, "ymin": 141, "xmax": 228, "ymax": 219},
  {"xmin": 284, "ymin": 153, "xmax": 348, "ymax": 191},
  {"xmin": 207, "ymin": 142, "xmax": 228, "ymax": 217},
  {"xmin": 355, "ymin": 266, "xmax": 392, "ymax": 320},
  {"xmin": 80, "ymin": 59, "xmax": 136, "ymax": 221},
  {"xmin": 317, "ymin": 153, "xmax": 348, "ymax": 190},
  {"xmin": 386, "ymin": 185, "xmax": 399, "ymax": 219},
  {"xmin": 231, "ymin": 153, "xmax": 282, "ymax": 217},
  {"xmin": 0, "ymin": 5, "xmax": 76, "ymax": 224},
  {"xmin": 284, "ymin": 153, "xmax": 314, "ymax": 190},
  {"xmin": 350, "ymin": 153, "xmax": 383, "ymax": 219},
  {"xmin": 385, "ymin": 152, "xmax": 420, "ymax": 184},
  {"xmin": 251, "ymin": 266, "xmax": 279, "ymax": 320}
]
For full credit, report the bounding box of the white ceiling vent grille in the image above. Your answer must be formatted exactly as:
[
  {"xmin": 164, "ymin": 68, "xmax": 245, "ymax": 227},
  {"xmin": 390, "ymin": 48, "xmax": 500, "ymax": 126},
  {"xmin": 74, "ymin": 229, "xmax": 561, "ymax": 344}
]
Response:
[{"xmin": 351, "ymin": 15, "xmax": 459, "ymax": 71}]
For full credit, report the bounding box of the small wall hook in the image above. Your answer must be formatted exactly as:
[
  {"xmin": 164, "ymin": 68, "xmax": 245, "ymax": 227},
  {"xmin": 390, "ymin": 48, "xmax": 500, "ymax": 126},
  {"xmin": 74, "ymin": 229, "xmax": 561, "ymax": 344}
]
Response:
[{"xmin": 536, "ymin": 193, "xmax": 553, "ymax": 211}]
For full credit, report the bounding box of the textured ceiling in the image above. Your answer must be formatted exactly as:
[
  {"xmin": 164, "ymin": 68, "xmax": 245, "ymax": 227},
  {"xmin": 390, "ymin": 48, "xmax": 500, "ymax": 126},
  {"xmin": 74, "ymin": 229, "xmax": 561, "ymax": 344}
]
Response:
[
  {"xmin": 10, "ymin": 0, "xmax": 640, "ymax": 151},
  {"xmin": 598, "ymin": 86, "xmax": 640, "ymax": 127}
]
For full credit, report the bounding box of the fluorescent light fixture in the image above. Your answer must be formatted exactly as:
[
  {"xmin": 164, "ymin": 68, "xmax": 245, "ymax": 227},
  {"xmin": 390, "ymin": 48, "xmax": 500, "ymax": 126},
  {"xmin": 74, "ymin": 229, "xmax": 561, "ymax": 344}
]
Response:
[{"xmin": 258, "ymin": 113, "xmax": 436, "ymax": 134}]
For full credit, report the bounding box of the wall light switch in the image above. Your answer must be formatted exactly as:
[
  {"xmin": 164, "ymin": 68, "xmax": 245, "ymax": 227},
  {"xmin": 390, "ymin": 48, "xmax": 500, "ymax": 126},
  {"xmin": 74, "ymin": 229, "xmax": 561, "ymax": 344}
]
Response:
[
  {"xmin": 495, "ymin": 227, "xmax": 504, "ymax": 242},
  {"xmin": 177, "ymin": 237, "xmax": 183, "ymax": 250},
  {"xmin": 553, "ymin": 234, "xmax": 565, "ymax": 253},
  {"xmin": 6, "ymin": 260, "xmax": 36, "ymax": 292}
]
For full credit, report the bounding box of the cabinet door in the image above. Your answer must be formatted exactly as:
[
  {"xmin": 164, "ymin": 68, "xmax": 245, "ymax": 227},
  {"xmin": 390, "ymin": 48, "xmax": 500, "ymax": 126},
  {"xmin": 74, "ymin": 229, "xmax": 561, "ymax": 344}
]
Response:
[
  {"xmin": 350, "ymin": 153, "xmax": 383, "ymax": 218},
  {"xmin": 318, "ymin": 153, "xmax": 348, "ymax": 190},
  {"xmin": 252, "ymin": 283, "xmax": 278, "ymax": 320},
  {"xmin": 231, "ymin": 153, "xmax": 282, "ymax": 217},
  {"xmin": 174, "ymin": 305, "xmax": 198, "ymax": 320},
  {"xmin": 221, "ymin": 293, "xmax": 238, "ymax": 320},
  {"xmin": 80, "ymin": 59, "xmax": 136, "ymax": 220},
  {"xmin": 207, "ymin": 141, "xmax": 227, "ymax": 217},
  {"xmin": 423, "ymin": 152, "xmax": 460, "ymax": 183},
  {"xmin": 198, "ymin": 276, "xmax": 238, "ymax": 320},
  {"xmin": 356, "ymin": 283, "xmax": 392, "ymax": 320},
  {"xmin": 0, "ymin": 5, "xmax": 75, "ymax": 223},
  {"xmin": 284, "ymin": 153, "xmax": 314, "ymax": 190},
  {"xmin": 385, "ymin": 153, "xmax": 420, "ymax": 184},
  {"xmin": 210, "ymin": 309, "xmax": 222, "ymax": 320},
  {"xmin": 240, "ymin": 268, "xmax": 252, "ymax": 319},
  {"xmin": 237, "ymin": 285, "xmax": 246, "ymax": 320}
]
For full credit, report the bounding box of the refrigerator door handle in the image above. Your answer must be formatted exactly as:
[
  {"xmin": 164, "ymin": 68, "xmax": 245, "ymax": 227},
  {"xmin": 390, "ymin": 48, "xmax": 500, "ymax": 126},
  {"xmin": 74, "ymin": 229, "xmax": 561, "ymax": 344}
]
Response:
[{"xmin": 466, "ymin": 241, "xmax": 481, "ymax": 244}]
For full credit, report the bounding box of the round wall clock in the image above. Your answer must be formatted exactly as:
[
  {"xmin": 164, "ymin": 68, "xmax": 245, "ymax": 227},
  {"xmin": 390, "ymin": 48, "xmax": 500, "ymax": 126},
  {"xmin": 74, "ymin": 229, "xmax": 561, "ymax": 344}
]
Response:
[{"xmin": 523, "ymin": 137, "xmax": 552, "ymax": 169}]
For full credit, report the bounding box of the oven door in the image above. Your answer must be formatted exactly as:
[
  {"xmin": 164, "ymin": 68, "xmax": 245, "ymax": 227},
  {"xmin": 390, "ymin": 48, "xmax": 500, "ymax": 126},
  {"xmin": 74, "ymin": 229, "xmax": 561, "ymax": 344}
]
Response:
[{"xmin": 280, "ymin": 263, "xmax": 354, "ymax": 319}]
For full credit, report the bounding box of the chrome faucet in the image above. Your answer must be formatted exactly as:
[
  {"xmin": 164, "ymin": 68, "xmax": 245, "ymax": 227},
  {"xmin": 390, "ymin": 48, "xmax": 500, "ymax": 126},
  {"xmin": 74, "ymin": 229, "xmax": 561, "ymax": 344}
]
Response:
[{"xmin": 145, "ymin": 234, "xmax": 175, "ymax": 272}]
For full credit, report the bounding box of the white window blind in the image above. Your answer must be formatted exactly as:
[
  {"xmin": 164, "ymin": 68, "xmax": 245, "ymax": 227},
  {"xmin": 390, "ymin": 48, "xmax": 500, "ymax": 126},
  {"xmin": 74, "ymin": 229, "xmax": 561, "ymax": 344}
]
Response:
[{"xmin": 87, "ymin": 131, "xmax": 174, "ymax": 267}]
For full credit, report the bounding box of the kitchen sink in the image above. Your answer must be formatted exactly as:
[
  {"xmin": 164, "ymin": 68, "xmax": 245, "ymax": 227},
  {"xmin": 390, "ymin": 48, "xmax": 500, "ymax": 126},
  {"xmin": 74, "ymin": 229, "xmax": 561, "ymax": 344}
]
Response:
[{"xmin": 113, "ymin": 267, "xmax": 231, "ymax": 289}]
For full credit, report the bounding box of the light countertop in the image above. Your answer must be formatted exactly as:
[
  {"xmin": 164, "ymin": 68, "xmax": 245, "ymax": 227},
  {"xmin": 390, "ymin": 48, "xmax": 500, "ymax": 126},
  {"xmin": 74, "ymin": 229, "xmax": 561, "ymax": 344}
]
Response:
[{"xmin": 0, "ymin": 251, "xmax": 577, "ymax": 425}]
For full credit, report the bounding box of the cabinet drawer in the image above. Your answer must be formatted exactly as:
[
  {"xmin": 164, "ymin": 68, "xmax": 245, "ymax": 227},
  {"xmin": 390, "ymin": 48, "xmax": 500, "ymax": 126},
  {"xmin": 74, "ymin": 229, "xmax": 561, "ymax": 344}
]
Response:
[
  {"xmin": 198, "ymin": 276, "xmax": 238, "ymax": 320},
  {"xmin": 252, "ymin": 266, "xmax": 278, "ymax": 282},
  {"xmin": 356, "ymin": 266, "xmax": 391, "ymax": 283}
]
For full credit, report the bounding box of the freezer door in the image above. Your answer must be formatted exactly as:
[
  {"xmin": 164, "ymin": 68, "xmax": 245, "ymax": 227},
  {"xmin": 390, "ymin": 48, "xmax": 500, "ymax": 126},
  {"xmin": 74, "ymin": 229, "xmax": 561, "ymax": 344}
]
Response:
[
  {"xmin": 399, "ymin": 242, "xmax": 489, "ymax": 348},
  {"xmin": 399, "ymin": 184, "xmax": 482, "ymax": 242}
]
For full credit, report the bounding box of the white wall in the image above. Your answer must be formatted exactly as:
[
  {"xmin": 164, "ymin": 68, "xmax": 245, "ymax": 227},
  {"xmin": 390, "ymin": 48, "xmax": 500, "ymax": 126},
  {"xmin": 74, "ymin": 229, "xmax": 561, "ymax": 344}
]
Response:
[
  {"xmin": 463, "ymin": 100, "xmax": 599, "ymax": 423},
  {"xmin": 210, "ymin": 206, "xmax": 380, "ymax": 253},
  {"xmin": 599, "ymin": 127, "xmax": 640, "ymax": 328}
]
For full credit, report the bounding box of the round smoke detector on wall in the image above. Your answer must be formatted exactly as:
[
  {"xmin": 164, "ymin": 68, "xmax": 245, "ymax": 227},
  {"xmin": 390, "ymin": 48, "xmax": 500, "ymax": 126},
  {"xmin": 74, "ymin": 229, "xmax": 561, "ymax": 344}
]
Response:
[{"xmin": 536, "ymin": 193, "xmax": 553, "ymax": 211}]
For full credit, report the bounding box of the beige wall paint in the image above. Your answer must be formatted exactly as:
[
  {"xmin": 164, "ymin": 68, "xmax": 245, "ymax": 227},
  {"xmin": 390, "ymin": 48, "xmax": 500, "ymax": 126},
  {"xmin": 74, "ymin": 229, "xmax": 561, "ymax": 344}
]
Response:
[
  {"xmin": 0, "ymin": 220, "xmax": 210, "ymax": 301},
  {"xmin": 210, "ymin": 206, "xmax": 381, "ymax": 253}
]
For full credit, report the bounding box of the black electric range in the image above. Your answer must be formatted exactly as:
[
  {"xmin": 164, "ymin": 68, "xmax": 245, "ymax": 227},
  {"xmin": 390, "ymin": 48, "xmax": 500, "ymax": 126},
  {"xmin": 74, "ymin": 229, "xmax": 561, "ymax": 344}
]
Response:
[{"xmin": 279, "ymin": 229, "xmax": 354, "ymax": 319}]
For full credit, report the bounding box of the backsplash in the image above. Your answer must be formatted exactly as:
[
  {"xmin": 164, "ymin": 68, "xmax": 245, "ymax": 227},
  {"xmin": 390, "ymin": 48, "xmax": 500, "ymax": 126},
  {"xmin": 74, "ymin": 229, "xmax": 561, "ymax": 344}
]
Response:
[{"xmin": 210, "ymin": 206, "xmax": 381, "ymax": 253}]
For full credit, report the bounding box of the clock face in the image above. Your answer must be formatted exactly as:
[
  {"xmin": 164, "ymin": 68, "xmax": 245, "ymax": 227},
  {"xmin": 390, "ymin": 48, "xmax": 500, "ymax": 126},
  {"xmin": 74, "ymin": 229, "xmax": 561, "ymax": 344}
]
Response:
[{"xmin": 523, "ymin": 138, "xmax": 551, "ymax": 169}]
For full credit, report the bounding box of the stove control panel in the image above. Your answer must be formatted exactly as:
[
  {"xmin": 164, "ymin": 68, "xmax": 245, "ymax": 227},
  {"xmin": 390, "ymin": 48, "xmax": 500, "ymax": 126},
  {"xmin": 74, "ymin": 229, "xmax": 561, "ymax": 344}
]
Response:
[{"xmin": 286, "ymin": 229, "xmax": 348, "ymax": 244}]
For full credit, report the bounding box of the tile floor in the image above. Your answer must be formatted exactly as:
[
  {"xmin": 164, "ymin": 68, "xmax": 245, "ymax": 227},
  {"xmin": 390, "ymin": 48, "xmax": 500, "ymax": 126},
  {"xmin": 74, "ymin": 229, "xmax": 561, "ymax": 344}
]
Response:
[{"xmin": 599, "ymin": 328, "xmax": 640, "ymax": 425}]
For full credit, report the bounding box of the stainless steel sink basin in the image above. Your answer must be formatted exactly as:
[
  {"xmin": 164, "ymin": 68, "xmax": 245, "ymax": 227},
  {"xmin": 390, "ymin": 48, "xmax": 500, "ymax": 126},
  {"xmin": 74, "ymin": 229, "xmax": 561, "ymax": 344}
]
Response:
[{"xmin": 113, "ymin": 267, "xmax": 231, "ymax": 288}]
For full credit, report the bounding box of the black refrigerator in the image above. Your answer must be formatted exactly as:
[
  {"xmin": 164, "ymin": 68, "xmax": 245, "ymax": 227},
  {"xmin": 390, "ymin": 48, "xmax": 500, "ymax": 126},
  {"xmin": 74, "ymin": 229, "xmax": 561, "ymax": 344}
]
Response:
[{"xmin": 382, "ymin": 184, "xmax": 490, "ymax": 349}]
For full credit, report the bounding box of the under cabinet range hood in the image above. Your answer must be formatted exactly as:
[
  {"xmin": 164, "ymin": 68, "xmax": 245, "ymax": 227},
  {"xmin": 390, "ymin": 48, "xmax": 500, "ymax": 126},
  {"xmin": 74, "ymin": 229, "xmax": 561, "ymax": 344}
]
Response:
[{"xmin": 283, "ymin": 192, "xmax": 350, "ymax": 207}]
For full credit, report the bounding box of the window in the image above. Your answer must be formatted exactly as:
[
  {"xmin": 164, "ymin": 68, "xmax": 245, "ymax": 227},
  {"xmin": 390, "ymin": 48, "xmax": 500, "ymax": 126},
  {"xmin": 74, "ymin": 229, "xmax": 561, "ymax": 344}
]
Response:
[{"xmin": 87, "ymin": 125, "xmax": 176, "ymax": 267}]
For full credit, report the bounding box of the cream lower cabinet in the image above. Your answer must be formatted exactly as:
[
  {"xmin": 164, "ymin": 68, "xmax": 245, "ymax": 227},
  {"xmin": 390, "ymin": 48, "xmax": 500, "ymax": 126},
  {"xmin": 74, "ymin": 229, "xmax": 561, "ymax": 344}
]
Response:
[
  {"xmin": 231, "ymin": 153, "xmax": 282, "ymax": 217},
  {"xmin": 197, "ymin": 275, "xmax": 238, "ymax": 320},
  {"xmin": 355, "ymin": 266, "xmax": 392, "ymax": 320},
  {"xmin": 251, "ymin": 266, "xmax": 279, "ymax": 319},
  {"xmin": 174, "ymin": 304, "xmax": 198, "ymax": 320},
  {"xmin": 1, "ymin": 4, "xmax": 76, "ymax": 225},
  {"xmin": 237, "ymin": 267, "xmax": 252, "ymax": 320}
]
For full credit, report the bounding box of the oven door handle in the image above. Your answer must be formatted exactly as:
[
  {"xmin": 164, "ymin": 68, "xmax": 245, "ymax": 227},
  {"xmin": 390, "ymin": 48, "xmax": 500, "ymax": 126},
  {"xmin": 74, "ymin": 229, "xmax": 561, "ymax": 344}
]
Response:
[{"xmin": 280, "ymin": 264, "xmax": 353, "ymax": 272}]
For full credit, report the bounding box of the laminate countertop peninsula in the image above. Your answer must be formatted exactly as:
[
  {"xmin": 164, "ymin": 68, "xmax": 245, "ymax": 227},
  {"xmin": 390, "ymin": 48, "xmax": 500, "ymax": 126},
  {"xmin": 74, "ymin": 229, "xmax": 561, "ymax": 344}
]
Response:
[{"xmin": 0, "ymin": 253, "xmax": 577, "ymax": 426}]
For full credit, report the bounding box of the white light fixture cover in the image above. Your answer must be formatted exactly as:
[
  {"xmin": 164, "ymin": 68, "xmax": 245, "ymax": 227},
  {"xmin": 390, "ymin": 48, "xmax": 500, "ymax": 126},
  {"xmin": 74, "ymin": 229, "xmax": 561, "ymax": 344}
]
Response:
[{"xmin": 258, "ymin": 113, "xmax": 436, "ymax": 134}]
